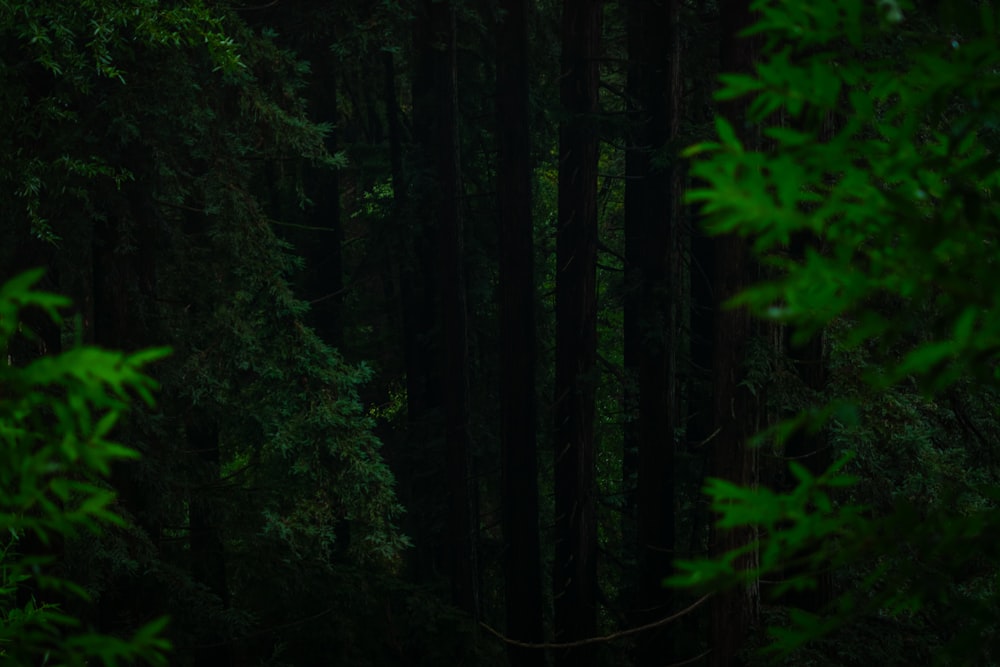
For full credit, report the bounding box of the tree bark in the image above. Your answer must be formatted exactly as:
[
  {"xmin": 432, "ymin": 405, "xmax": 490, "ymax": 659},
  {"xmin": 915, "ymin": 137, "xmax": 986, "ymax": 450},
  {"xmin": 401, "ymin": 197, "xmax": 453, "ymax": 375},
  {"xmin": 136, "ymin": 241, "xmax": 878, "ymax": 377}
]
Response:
[
  {"xmin": 91, "ymin": 164, "xmax": 163, "ymax": 636},
  {"xmin": 405, "ymin": 0, "xmax": 447, "ymax": 585},
  {"xmin": 554, "ymin": 1, "xmax": 601, "ymax": 664},
  {"xmin": 189, "ymin": 412, "xmax": 233, "ymax": 667},
  {"xmin": 412, "ymin": 0, "xmax": 477, "ymax": 616},
  {"xmin": 497, "ymin": 0, "xmax": 545, "ymax": 664},
  {"xmin": 624, "ymin": 0, "xmax": 682, "ymax": 664},
  {"xmin": 438, "ymin": 1, "xmax": 477, "ymax": 618},
  {"xmin": 709, "ymin": 2, "xmax": 761, "ymax": 664}
]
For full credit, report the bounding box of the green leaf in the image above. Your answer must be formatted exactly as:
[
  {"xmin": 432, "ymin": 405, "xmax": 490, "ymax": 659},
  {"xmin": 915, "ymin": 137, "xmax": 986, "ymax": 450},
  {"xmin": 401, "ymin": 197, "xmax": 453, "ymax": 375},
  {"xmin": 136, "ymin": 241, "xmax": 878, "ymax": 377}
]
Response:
[{"xmin": 715, "ymin": 116, "xmax": 743, "ymax": 152}]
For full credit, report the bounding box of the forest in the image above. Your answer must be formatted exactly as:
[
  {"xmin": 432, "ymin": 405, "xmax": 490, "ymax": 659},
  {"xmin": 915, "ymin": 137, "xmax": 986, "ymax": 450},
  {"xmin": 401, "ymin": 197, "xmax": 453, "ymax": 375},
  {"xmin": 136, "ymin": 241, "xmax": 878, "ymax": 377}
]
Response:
[{"xmin": 3, "ymin": 0, "xmax": 1000, "ymax": 665}]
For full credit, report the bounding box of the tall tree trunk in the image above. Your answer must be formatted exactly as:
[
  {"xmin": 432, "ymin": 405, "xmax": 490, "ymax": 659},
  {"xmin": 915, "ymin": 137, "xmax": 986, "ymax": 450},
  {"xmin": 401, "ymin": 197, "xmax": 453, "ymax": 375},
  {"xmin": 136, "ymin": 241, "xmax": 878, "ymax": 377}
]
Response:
[
  {"xmin": 685, "ymin": 79, "xmax": 717, "ymax": 654},
  {"xmin": 188, "ymin": 412, "xmax": 233, "ymax": 667},
  {"xmin": 709, "ymin": 1, "xmax": 760, "ymax": 664},
  {"xmin": 624, "ymin": 0, "xmax": 682, "ymax": 664},
  {"xmin": 437, "ymin": 1, "xmax": 477, "ymax": 617},
  {"xmin": 621, "ymin": 2, "xmax": 642, "ymax": 608},
  {"xmin": 91, "ymin": 166, "xmax": 163, "ymax": 635},
  {"xmin": 407, "ymin": 0, "xmax": 447, "ymax": 584},
  {"xmin": 386, "ymin": 42, "xmax": 437, "ymax": 583},
  {"xmin": 554, "ymin": 1, "xmax": 601, "ymax": 664},
  {"xmin": 496, "ymin": 0, "xmax": 545, "ymax": 663},
  {"xmin": 412, "ymin": 0, "xmax": 477, "ymax": 616}
]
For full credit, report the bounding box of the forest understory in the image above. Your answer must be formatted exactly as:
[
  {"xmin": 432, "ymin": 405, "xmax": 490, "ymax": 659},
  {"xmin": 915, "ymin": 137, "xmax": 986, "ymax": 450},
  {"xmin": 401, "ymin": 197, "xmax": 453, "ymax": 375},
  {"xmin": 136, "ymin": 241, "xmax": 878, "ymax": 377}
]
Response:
[{"xmin": 2, "ymin": 1, "xmax": 1000, "ymax": 666}]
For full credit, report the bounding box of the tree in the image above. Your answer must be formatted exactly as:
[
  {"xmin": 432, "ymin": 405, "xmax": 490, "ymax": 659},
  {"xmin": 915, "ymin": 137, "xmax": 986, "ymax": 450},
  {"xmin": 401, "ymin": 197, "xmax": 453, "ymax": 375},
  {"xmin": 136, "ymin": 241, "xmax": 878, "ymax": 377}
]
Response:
[
  {"xmin": 186, "ymin": 411, "xmax": 231, "ymax": 667},
  {"xmin": 31, "ymin": 0, "xmax": 1000, "ymax": 664},
  {"xmin": 707, "ymin": 1, "xmax": 761, "ymax": 664},
  {"xmin": 437, "ymin": 0, "xmax": 477, "ymax": 617},
  {"xmin": 0, "ymin": 2, "xmax": 409, "ymax": 662},
  {"xmin": 623, "ymin": 0, "xmax": 683, "ymax": 663},
  {"xmin": 497, "ymin": 0, "xmax": 545, "ymax": 664},
  {"xmin": 409, "ymin": 0, "xmax": 478, "ymax": 616},
  {"xmin": 553, "ymin": 0, "xmax": 602, "ymax": 664}
]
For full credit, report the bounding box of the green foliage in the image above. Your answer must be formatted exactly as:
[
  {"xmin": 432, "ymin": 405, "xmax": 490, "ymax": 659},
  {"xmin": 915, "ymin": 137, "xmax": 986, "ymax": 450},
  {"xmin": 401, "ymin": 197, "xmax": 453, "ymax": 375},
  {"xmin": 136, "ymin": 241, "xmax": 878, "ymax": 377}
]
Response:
[
  {"xmin": 0, "ymin": 0, "xmax": 241, "ymax": 242},
  {"xmin": 0, "ymin": 0, "xmax": 410, "ymax": 659},
  {"xmin": 689, "ymin": 0, "xmax": 1000, "ymax": 389},
  {"xmin": 677, "ymin": 0, "xmax": 1000, "ymax": 663},
  {"xmin": 669, "ymin": 454, "xmax": 861, "ymax": 596},
  {"xmin": 0, "ymin": 269, "xmax": 170, "ymax": 665}
]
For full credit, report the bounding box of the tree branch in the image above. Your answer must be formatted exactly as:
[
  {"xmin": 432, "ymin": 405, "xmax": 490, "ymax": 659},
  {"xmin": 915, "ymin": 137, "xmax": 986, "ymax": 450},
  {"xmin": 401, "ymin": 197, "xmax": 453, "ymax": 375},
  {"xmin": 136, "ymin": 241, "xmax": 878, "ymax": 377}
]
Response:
[{"xmin": 479, "ymin": 594, "xmax": 711, "ymax": 649}]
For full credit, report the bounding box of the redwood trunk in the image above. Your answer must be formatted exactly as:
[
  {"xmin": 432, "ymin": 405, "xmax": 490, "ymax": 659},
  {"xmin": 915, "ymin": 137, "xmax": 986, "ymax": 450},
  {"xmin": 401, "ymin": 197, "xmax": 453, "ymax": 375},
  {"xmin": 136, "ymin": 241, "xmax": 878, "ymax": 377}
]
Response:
[
  {"xmin": 709, "ymin": 1, "xmax": 761, "ymax": 664},
  {"xmin": 625, "ymin": 0, "xmax": 683, "ymax": 664},
  {"xmin": 553, "ymin": 1, "xmax": 601, "ymax": 665},
  {"xmin": 412, "ymin": 0, "xmax": 477, "ymax": 615},
  {"xmin": 497, "ymin": 0, "xmax": 545, "ymax": 663},
  {"xmin": 189, "ymin": 413, "xmax": 233, "ymax": 667}
]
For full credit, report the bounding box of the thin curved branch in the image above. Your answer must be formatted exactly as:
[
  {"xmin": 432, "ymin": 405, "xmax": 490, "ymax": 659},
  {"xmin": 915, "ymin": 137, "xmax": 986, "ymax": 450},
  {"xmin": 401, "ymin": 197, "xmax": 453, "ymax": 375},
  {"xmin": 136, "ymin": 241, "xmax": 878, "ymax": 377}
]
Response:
[{"xmin": 479, "ymin": 594, "xmax": 711, "ymax": 650}]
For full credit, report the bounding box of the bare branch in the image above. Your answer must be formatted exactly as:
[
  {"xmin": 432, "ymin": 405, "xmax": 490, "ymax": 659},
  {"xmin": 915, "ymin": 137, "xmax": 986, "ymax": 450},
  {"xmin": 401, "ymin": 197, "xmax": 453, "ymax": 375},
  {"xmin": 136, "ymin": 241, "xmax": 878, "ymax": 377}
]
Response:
[{"xmin": 479, "ymin": 594, "xmax": 711, "ymax": 650}]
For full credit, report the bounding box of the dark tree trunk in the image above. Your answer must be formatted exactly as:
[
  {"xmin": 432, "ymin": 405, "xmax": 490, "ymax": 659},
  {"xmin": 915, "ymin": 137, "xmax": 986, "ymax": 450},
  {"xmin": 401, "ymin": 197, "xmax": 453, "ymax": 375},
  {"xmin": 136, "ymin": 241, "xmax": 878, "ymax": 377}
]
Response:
[
  {"xmin": 304, "ymin": 52, "xmax": 344, "ymax": 351},
  {"xmin": 621, "ymin": 2, "xmax": 642, "ymax": 604},
  {"xmin": 553, "ymin": 1, "xmax": 601, "ymax": 664},
  {"xmin": 707, "ymin": 237, "xmax": 757, "ymax": 667},
  {"xmin": 91, "ymin": 167, "xmax": 163, "ymax": 635},
  {"xmin": 386, "ymin": 40, "xmax": 438, "ymax": 585},
  {"xmin": 437, "ymin": 1, "xmax": 477, "ymax": 618},
  {"xmin": 624, "ymin": 0, "xmax": 682, "ymax": 664},
  {"xmin": 496, "ymin": 0, "xmax": 545, "ymax": 663},
  {"xmin": 188, "ymin": 413, "xmax": 233, "ymax": 667},
  {"xmin": 709, "ymin": 2, "xmax": 760, "ymax": 664},
  {"xmin": 92, "ymin": 218, "xmax": 133, "ymax": 351},
  {"xmin": 382, "ymin": 49, "xmax": 409, "ymax": 405},
  {"xmin": 411, "ymin": 0, "xmax": 477, "ymax": 616},
  {"xmin": 384, "ymin": 51, "xmax": 405, "ymax": 231},
  {"xmin": 685, "ymin": 89, "xmax": 717, "ymax": 630},
  {"xmin": 406, "ymin": 0, "xmax": 447, "ymax": 584}
]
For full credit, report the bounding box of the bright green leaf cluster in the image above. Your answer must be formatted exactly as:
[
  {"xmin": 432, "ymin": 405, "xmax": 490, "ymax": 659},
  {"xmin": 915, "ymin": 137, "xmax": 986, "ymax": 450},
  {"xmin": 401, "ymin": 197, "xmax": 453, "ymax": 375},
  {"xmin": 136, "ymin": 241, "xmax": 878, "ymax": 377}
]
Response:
[
  {"xmin": 680, "ymin": 0, "xmax": 1000, "ymax": 662},
  {"xmin": 0, "ymin": 269, "xmax": 170, "ymax": 665},
  {"xmin": 690, "ymin": 0, "xmax": 1000, "ymax": 390},
  {"xmin": 669, "ymin": 455, "xmax": 862, "ymax": 597}
]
